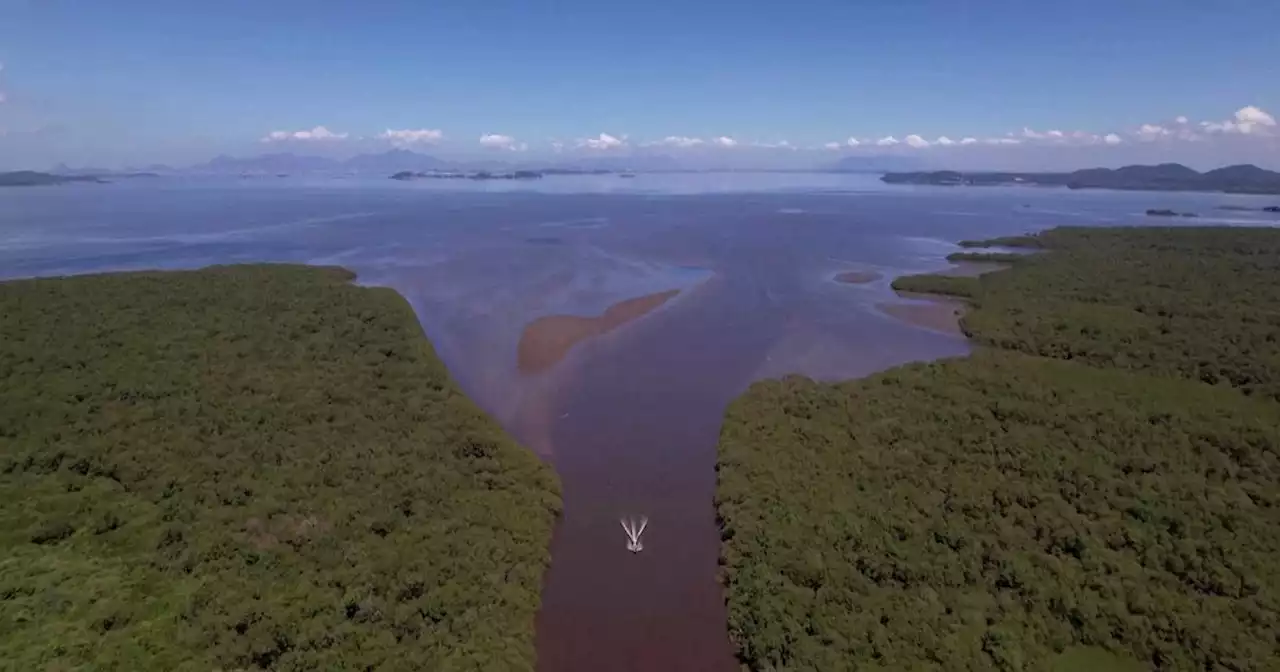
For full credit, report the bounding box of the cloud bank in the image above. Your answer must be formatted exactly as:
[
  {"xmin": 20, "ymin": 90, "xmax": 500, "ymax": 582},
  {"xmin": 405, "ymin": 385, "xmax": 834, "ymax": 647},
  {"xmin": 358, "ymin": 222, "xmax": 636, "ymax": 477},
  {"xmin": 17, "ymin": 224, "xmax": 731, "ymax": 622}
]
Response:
[
  {"xmin": 478, "ymin": 133, "xmax": 526, "ymax": 151},
  {"xmin": 815, "ymin": 105, "xmax": 1273, "ymax": 153},
  {"xmin": 648, "ymin": 136, "xmax": 706, "ymax": 148},
  {"xmin": 261, "ymin": 126, "xmax": 350, "ymax": 143},
  {"xmin": 378, "ymin": 128, "xmax": 444, "ymax": 146},
  {"xmin": 578, "ymin": 132, "xmax": 626, "ymax": 150},
  {"xmin": 242, "ymin": 105, "xmax": 1273, "ymax": 165}
]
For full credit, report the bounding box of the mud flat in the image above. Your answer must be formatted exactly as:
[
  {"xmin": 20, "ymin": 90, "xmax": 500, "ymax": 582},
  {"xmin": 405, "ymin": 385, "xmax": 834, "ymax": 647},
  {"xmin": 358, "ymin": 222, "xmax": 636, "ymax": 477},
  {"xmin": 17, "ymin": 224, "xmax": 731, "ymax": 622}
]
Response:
[
  {"xmin": 876, "ymin": 261, "xmax": 1009, "ymax": 335},
  {"xmin": 937, "ymin": 261, "xmax": 1010, "ymax": 277},
  {"xmin": 877, "ymin": 293, "xmax": 967, "ymax": 335},
  {"xmin": 517, "ymin": 289, "xmax": 681, "ymax": 374}
]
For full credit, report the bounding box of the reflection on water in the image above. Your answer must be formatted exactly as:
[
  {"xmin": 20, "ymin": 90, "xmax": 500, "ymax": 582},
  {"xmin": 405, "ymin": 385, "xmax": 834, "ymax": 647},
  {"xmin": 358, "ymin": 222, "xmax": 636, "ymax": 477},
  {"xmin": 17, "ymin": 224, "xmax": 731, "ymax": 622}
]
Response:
[{"xmin": 2, "ymin": 173, "xmax": 1276, "ymax": 671}]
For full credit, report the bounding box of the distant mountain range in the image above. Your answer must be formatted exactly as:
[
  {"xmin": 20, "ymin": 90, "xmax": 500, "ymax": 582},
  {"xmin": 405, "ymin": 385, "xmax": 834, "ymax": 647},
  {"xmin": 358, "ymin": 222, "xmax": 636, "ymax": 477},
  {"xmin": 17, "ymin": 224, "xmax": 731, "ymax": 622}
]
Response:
[
  {"xmin": 48, "ymin": 150, "xmax": 683, "ymax": 177},
  {"xmin": 881, "ymin": 163, "xmax": 1280, "ymax": 195},
  {"xmin": 828, "ymin": 154, "xmax": 925, "ymax": 173}
]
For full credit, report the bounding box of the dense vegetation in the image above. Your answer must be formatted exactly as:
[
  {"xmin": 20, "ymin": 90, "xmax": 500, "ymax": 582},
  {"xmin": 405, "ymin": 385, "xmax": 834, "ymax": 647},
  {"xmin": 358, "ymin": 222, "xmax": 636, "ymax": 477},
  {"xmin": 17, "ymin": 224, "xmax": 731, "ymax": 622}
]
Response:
[
  {"xmin": 897, "ymin": 227, "xmax": 1280, "ymax": 400},
  {"xmin": 0, "ymin": 265, "xmax": 560, "ymax": 670},
  {"xmin": 718, "ymin": 227, "xmax": 1280, "ymax": 670},
  {"xmin": 945, "ymin": 251, "xmax": 1029, "ymax": 264},
  {"xmin": 957, "ymin": 235, "xmax": 1045, "ymax": 249}
]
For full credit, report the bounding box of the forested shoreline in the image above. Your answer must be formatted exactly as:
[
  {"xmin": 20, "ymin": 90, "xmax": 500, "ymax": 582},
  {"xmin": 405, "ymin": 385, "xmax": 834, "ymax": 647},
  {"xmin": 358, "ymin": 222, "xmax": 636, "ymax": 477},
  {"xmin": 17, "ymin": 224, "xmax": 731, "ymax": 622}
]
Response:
[
  {"xmin": 717, "ymin": 227, "xmax": 1280, "ymax": 670},
  {"xmin": 0, "ymin": 265, "xmax": 561, "ymax": 670}
]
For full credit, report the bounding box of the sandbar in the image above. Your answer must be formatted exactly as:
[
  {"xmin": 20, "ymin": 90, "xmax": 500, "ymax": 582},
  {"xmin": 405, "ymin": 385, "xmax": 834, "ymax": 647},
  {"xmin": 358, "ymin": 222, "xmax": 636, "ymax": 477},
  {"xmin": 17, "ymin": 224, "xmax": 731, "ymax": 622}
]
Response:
[
  {"xmin": 937, "ymin": 261, "xmax": 1010, "ymax": 277},
  {"xmin": 517, "ymin": 289, "xmax": 680, "ymax": 373},
  {"xmin": 834, "ymin": 270, "xmax": 882, "ymax": 284},
  {"xmin": 877, "ymin": 293, "xmax": 967, "ymax": 335},
  {"xmin": 877, "ymin": 261, "xmax": 1006, "ymax": 334}
]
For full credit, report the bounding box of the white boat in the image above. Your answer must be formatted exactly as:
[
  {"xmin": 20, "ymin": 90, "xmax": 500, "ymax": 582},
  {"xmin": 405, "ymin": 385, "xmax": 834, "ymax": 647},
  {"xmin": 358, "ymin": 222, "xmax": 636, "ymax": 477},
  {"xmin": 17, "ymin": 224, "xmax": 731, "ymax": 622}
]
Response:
[{"xmin": 620, "ymin": 516, "xmax": 648, "ymax": 553}]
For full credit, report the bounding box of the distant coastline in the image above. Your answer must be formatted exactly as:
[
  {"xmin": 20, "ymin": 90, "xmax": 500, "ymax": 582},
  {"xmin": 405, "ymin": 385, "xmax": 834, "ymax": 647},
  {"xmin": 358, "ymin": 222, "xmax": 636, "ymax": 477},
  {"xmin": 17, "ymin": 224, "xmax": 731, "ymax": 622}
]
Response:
[
  {"xmin": 391, "ymin": 169, "xmax": 545, "ymax": 181},
  {"xmin": 881, "ymin": 162, "xmax": 1280, "ymax": 195},
  {"xmin": 0, "ymin": 171, "xmax": 103, "ymax": 187}
]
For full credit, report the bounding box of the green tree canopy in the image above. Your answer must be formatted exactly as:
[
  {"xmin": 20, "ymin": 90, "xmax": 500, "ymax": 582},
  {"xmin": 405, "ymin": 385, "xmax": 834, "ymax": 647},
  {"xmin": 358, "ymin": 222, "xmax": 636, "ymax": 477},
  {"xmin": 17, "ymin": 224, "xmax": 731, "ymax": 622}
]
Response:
[
  {"xmin": 0, "ymin": 265, "xmax": 560, "ymax": 671},
  {"xmin": 719, "ymin": 227, "xmax": 1280, "ymax": 671}
]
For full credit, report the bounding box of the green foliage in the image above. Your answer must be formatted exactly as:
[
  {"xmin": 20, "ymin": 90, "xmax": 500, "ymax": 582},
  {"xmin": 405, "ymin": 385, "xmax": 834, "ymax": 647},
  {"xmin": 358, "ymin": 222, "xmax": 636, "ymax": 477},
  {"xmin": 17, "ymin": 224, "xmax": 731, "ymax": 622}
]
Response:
[
  {"xmin": 911, "ymin": 227, "xmax": 1280, "ymax": 400},
  {"xmin": 890, "ymin": 274, "xmax": 981, "ymax": 299},
  {"xmin": 717, "ymin": 227, "xmax": 1280, "ymax": 671},
  {"xmin": 1050, "ymin": 646, "xmax": 1146, "ymax": 672},
  {"xmin": 0, "ymin": 265, "xmax": 560, "ymax": 671},
  {"xmin": 718, "ymin": 352, "xmax": 1280, "ymax": 671},
  {"xmin": 958, "ymin": 235, "xmax": 1045, "ymax": 249},
  {"xmin": 945, "ymin": 251, "xmax": 1028, "ymax": 264}
]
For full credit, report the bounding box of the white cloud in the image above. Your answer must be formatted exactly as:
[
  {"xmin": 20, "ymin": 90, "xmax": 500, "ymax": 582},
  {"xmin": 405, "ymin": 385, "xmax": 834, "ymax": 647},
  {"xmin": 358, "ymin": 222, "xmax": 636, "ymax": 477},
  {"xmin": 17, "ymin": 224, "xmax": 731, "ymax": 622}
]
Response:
[
  {"xmin": 1136, "ymin": 123, "xmax": 1172, "ymax": 140},
  {"xmin": 1199, "ymin": 106, "xmax": 1277, "ymax": 136},
  {"xmin": 1018, "ymin": 128, "xmax": 1065, "ymax": 142},
  {"xmin": 422, "ymin": 104, "xmax": 1278, "ymax": 157},
  {"xmin": 649, "ymin": 135, "xmax": 705, "ymax": 148},
  {"xmin": 1200, "ymin": 120, "xmax": 1235, "ymax": 133},
  {"xmin": 261, "ymin": 126, "xmax": 349, "ymax": 143},
  {"xmin": 578, "ymin": 132, "xmax": 627, "ymax": 150},
  {"xmin": 1235, "ymin": 105, "xmax": 1276, "ymax": 133},
  {"xmin": 479, "ymin": 133, "xmax": 526, "ymax": 151},
  {"xmin": 378, "ymin": 128, "xmax": 443, "ymax": 145}
]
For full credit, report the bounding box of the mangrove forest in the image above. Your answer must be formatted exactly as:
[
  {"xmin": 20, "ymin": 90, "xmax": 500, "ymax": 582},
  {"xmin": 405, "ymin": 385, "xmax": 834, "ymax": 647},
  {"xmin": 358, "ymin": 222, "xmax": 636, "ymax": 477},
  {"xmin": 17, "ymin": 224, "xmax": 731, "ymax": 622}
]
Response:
[
  {"xmin": 717, "ymin": 226, "xmax": 1280, "ymax": 670},
  {"xmin": 0, "ymin": 265, "xmax": 560, "ymax": 670}
]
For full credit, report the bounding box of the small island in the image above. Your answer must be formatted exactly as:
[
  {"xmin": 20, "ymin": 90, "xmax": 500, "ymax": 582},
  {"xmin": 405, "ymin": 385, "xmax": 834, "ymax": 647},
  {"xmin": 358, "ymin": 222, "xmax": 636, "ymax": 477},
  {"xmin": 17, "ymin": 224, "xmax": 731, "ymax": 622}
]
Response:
[
  {"xmin": 391, "ymin": 169, "xmax": 544, "ymax": 181},
  {"xmin": 0, "ymin": 170, "xmax": 103, "ymax": 187},
  {"xmin": 1146, "ymin": 208, "xmax": 1198, "ymax": 217},
  {"xmin": 833, "ymin": 270, "xmax": 882, "ymax": 284},
  {"xmin": 882, "ymin": 163, "xmax": 1280, "ymax": 195}
]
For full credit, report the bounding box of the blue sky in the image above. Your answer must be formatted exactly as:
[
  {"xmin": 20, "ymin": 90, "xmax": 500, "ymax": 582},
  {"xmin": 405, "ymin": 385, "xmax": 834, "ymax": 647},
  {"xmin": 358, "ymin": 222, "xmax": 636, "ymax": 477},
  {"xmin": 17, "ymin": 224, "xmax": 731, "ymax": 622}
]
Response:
[{"xmin": 1, "ymin": 0, "xmax": 1278, "ymax": 169}]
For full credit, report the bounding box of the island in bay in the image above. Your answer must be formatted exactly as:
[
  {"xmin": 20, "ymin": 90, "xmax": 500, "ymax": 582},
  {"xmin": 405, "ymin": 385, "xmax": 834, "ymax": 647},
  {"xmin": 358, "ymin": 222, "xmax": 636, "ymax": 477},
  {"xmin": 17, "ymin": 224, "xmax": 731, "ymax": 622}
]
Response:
[{"xmin": 881, "ymin": 162, "xmax": 1280, "ymax": 195}]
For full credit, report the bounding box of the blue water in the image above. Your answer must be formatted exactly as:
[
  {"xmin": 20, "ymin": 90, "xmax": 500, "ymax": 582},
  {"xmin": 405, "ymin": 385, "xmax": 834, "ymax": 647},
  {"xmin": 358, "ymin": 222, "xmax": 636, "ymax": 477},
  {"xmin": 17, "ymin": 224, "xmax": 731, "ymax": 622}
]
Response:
[
  {"xmin": 3, "ymin": 174, "xmax": 1276, "ymax": 416},
  {"xmin": 3, "ymin": 173, "xmax": 1277, "ymax": 422}
]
